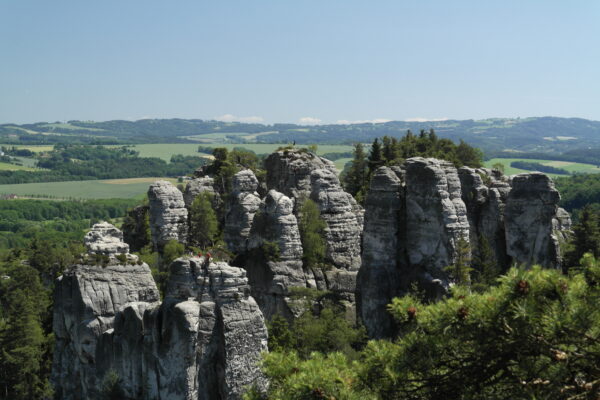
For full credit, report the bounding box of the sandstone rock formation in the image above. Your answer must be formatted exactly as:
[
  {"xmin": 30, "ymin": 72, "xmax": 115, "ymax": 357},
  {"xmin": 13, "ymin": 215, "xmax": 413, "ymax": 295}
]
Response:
[
  {"xmin": 224, "ymin": 170, "xmax": 261, "ymax": 253},
  {"xmin": 148, "ymin": 180, "xmax": 188, "ymax": 250},
  {"xmin": 52, "ymin": 223, "xmax": 268, "ymax": 400},
  {"xmin": 358, "ymin": 159, "xmax": 571, "ymax": 338},
  {"xmin": 183, "ymin": 176, "xmax": 219, "ymax": 208},
  {"xmin": 52, "ymin": 223, "xmax": 160, "ymax": 399},
  {"xmin": 309, "ymin": 168, "xmax": 362, "ymax": 271},
  {"xmin": 84, "ymin": 221, "xmax": 130, "ymax": 256},
  {"xmin": 264, "ymin": 149, "xmax": 338, "ymax": 212},
  {"xmin": 505, "ymin": 172, "xmax": 563, "ymax": 269},
  {"xmin": 245, "ymin": 189, "xmax": 307, "ymax": 319},
  {"xmin": 404, "ymin": 158, "xmax": 470, "ymax": 294}
]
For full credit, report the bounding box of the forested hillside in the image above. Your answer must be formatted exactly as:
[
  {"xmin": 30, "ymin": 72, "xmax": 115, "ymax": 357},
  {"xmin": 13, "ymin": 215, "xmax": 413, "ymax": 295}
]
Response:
[{"xmin": 3, "ymin": 117, "xmax": 600, "ymax": 156}]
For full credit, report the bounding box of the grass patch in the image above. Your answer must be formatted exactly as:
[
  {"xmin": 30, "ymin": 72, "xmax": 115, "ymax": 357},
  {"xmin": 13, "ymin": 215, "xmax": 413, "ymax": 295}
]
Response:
[{"xmin": 0, "ymin": 162, "xmax": 38, "ymax": 171}]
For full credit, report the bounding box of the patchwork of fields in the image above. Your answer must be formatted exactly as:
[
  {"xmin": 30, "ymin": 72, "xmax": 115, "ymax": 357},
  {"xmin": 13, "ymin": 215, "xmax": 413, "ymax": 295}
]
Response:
[
  {"xmin": 0, "ymin": 177, "xmax": 178, "ymax": 200},
  {"xmin": 484, "ymin": 158, "xmax": 600, "ymax": 177}
]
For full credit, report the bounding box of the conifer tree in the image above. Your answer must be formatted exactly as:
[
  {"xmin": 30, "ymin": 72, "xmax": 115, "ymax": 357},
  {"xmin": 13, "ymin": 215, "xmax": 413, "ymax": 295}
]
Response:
[
  {"xmin": 342, "ymin": 143, "xmax": 368, "ymax": 202},
  {"xmin": 298, "ymin": 199, "xmax": 327, "ymax": 270},
  {"xmin": 189, "ymin": 192, "xmax": 219, "ymax": 249}
]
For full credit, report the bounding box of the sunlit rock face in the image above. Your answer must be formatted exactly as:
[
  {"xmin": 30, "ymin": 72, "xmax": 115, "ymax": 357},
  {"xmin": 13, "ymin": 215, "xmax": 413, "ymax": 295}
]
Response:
[
  {"xmin": 148, "ymin": 180, "xmax": 188, "ymax": 249},
  {"xmin": 52, "ymin": 223, "xmax": 268, "ymax": 400}
]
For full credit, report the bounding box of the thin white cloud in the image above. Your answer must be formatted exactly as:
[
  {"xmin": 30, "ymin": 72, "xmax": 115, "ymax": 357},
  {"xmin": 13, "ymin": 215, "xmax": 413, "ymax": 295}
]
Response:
[
  {"xmin": 404, "ymin": 117, "xmax": 449, "ymax": 122},
  {"xmin": 298, "ymin": 116, "xmax": 322, "ymax": 125},
  {"xmin": 216, "ymin": 114, "xmax": 264, "ymax": 123},
  {"xmin": 336, "ymin": 118, "xmax": 391, "ymax": 125}
]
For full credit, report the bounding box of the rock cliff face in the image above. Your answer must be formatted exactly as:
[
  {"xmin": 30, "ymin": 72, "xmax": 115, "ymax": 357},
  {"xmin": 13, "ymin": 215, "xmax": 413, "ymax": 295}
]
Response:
[
  {"xmin": 148, "ymin": 180, "xmax": 188, "ymax": 250},
  {"xmin": 52, "ymin": 223, "xmax": 268, "ymax": 400},
  {"xmin": 52, "ymin": 223, "xmax": 160, "ymax": 399},
  {"xmin": 504, "ymin": 173, "xmax": 563, "ymax": 269},
  {"xmin": 224, "ymin": 170, "xmax": 262, "ymax": 254},
  {"xmin": 264, "ymin": 149, "xmax": 338, "ymax": 212},
  {"xmin": 358, "ymin": 159, "xmax": 570, "ymax": 338},
  {"xmin": 245, "ymin": 190, "xmax": 307, "ymax": 319}
]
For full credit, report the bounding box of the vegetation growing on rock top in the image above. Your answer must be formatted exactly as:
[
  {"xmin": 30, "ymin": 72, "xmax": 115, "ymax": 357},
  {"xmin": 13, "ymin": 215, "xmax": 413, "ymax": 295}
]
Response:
[{"xmin": 342, "ymin": 130, "xmax": 483, "ymax": 202}]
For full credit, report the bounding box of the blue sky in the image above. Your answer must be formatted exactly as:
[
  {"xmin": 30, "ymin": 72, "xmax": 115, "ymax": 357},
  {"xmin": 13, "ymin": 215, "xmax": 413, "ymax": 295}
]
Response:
[{"xmin": 1, "ymin": 0, "xmax": 599, "ymax": 124}]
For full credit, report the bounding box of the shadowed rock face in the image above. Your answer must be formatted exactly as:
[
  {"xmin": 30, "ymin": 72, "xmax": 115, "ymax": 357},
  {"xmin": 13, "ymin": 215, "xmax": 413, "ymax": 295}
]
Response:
[
  {"xmin": 148, "ymin": 180, "xmax": 188, "ymax": 249},
  {"xmin": 245, "ymin": 190, "xmax": 307, "ymax": 319},
  {"xmin": 358, "ymin": 160, "xmax": 571, "ymax": 339},
  {"xmin": 505, "ymin": 173, "xmax": 563, "ymax": 269},
  {"xmin": 52, "ymin": 224, "xmax": 268, "ymax": 400},
  {"xmin": 52, "ymin": 224, "xmax": 160, "ymax": 400},
  {"xmin": 224, "ymin": 170, "xmax": 262, "ymax": 254}
]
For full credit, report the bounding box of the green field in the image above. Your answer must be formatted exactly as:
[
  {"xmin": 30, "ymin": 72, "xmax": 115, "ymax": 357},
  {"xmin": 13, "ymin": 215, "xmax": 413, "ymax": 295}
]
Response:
[
  {"xmin": 485, "ymin": 158, "xmax": 600, "ymax": 177},
  {"xmin": 0, "ymin": 177, "xmax": 178, "ymax": 200},
  {"xmin": 0, "ymin": 161, "xmax": 37, "ymax": 171},
  {"xmin": 131, "ymin": 143, "xmax": 355, "ymax": 162},
  {"xmin": 0, "ymin": 144, "xmax": 54, "ymax": 153}
]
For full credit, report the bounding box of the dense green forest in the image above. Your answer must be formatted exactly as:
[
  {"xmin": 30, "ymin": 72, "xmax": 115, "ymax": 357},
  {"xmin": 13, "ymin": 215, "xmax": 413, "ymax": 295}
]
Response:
[{"xmin": 0, "ymin": 145, "xmax": 206, "ymax": 184}]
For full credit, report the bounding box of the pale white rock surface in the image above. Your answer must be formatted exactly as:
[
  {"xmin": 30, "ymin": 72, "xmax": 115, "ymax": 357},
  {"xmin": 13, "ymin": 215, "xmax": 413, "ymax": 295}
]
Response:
[{"xmin": 148, "ymin": 180, "xmax": 188, "ymax": 249}]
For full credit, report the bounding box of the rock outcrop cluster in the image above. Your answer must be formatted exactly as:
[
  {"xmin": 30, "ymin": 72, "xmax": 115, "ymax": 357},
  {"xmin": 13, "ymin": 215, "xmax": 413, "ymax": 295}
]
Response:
[
  {"xmin": 148, "ymin": 180, "xmax": 188, "ymax": 249},
  {"xmin": 52, "ymin": 223, "xmax": 268, "ymax": 400},
  {"xmin": 358, "ymin": 159, "xmax": 571, "ymax": 338}
]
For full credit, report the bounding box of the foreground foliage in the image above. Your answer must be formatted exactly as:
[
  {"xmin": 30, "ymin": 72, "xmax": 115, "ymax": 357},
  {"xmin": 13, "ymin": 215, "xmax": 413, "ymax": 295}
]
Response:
[{"xmin": 254, "ymin": 257, "xmax": 600, "ymax": 399}]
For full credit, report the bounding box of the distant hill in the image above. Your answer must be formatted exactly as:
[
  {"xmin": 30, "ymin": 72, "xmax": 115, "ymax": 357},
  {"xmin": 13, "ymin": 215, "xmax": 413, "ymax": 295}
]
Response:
[{"xmin": 2, "ymin": 117, "xmax": 600, "ymax": 156}]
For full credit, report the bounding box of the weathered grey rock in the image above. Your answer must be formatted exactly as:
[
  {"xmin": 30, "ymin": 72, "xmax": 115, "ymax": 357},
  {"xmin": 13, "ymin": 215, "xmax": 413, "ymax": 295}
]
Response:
[
  {"xmin": 264, "ymin": 149, "xmax": 337, "ymax": 212},
  {"xmin": 505, "ymin": 172, "xmax": 562, "ymax": 269},
  {"xmin": 224, "ymin": 170, "xmax": 262, "ymax": 254},
  {"xmin": 357, "ymin": 161, "xmax": 572, "ymax": 338},
  {"xmin": 246, "ymin": 190, "xmax": 307, "ymax": 319},
  {"xmin": 458, "ymin": 167, "xmax": 511, "ymax": 271},
  {"xmin": 404, "ymin": 158, "xmax": 471, "ymax": 294},
  {"xmin": 52, "ymin": 224, "xmax": 160, "ymax": 400},
  {"xmin": 52, "ymin": 224, "xmax": 268, "ymax": 400},
  {"xmin": 84, "ymin": 221, "xmax": 130, "ymax": 256},
  {"xmin": 310, "ymin": 169, "xmax": 362, "ymax": 271},
  {"xmin": 142, "ymin": 258, "xmax": 268, "ymax": 400},
  {"xmin": 183, "ymin": 176, "xmax": 218, "ymax": 207},
  {"xmin": 357, "ymin": 167, "xmax": 404, "ymax": 338},
  {"xmin": 148, "ymin": 180, "xmax": 188, "ymax": 249}
]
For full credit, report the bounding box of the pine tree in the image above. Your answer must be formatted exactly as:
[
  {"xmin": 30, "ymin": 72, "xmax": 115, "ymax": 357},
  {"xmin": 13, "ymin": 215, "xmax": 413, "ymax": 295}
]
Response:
[
  {"xmin": 367, "ymin": 138, "xmax": 383, "ymax": 176},
  {"xmin": 299, "ymin": 199, "xmax": 327, "ymax": 270},
  {"xmin": 189, "ymin": 192, "xmax": 219, "ymax": 249},
  {"xmin": 565, "ymin": 205, "xmax": 600, "ymax": 268},
  {"xmin": 342, "ymin": 143, "xmax": 368, "ymax": 202}
]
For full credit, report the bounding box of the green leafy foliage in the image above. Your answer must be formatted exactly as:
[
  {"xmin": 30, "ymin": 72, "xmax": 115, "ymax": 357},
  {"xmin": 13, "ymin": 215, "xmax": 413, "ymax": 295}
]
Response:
[{"xmin": 0, "ymin": 263, "xmax": 53, "ymax": 399}]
